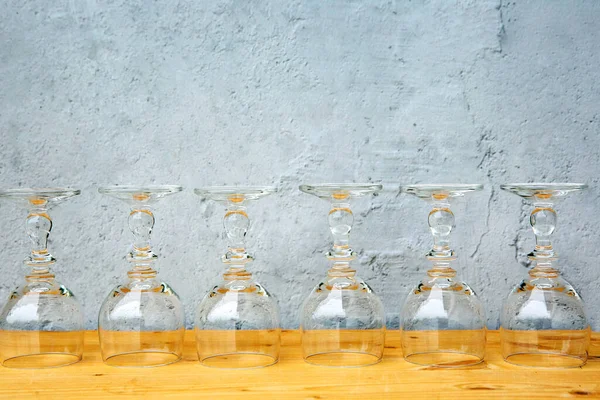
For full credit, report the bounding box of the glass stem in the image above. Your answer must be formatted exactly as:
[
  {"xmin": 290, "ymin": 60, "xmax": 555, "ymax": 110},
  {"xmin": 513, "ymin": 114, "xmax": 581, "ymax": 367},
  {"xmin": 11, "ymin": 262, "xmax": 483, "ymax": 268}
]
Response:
[
  {"xmin": 24, "ymin": 204, "xmax": 55, "ymax": 280},
  {"xmin": 222, "ymin": 200, "xmax": 252, "ymax": 281},
  {"xmin": 127, "ymin": 207, "xmax": 157, "ymax": 279},
  {"xmin": 528, "ymin": 202, "xmax": 559, "ymax": 278},
  {"xmin": 427, "ymin": 260, "xmax": 457, "ymax": 278},
  {"xmin": 327, "ymin": 200, "xmax": 356, "ymax": 278},
  {"xmin": 426, "ymin": 198, "xmax": 457, "ymax": 276}
]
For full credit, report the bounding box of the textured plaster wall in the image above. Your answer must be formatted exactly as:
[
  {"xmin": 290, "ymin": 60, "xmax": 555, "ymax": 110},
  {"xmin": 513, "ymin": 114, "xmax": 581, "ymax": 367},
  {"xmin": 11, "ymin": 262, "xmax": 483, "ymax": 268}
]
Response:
[{"xmin": 0, "ymin": 0, "xmax": 599, "ymax": 330}]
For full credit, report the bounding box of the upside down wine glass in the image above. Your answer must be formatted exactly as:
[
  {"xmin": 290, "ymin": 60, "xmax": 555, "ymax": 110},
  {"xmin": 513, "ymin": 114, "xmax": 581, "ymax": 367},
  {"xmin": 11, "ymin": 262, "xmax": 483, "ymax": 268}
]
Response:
[
  {"xmin": 300, "ymin": 184, "xmax": 385, "ymax": 367},
  {"xmin": 194, "ymin": 187, "xmax": 280, "ymax": 368},
  {"xmin": 98, "ymin": 185, "xmax": 185, "ymax": 367},
  {"xmin": 500, "ymin": 183, "xmax": 590, "ymax": 367},
  {"xmin": 0, "ymin": 188, "xmax": 84, "ymax": 368},
  {"xmin": 400, "ymin": 184, "xmax": 486, "ymax": 367}
]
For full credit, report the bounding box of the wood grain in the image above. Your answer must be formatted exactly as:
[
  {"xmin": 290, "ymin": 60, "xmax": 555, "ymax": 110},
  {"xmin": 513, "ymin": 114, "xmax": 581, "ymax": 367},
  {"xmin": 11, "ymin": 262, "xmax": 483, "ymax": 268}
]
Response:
[{"xmin": 0, "ymin": 330, "xmax": 598, "ymax": 399}]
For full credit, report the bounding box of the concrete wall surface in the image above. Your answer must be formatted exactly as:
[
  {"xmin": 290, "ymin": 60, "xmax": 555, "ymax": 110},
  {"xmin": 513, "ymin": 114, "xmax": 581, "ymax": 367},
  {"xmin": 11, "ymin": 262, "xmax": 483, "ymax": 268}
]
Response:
[{"xmin": 1, "ymin": 0, "xmax": 599, "ymax": 330}]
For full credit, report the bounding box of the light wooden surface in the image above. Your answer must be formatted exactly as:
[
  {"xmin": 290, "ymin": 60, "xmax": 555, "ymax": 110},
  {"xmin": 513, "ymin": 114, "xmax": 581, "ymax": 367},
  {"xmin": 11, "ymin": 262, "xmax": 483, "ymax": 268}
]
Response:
[{"xmin": 0, "ymin": 330, "xmax": 599, "ymax": 399}]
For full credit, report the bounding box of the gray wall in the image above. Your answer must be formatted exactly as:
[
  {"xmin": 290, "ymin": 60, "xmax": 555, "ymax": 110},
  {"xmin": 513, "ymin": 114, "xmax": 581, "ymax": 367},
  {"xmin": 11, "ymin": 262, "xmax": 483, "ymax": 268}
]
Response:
[{"xmin": 1, "ymin": 0, "xmax": 599, "ymax": 330}]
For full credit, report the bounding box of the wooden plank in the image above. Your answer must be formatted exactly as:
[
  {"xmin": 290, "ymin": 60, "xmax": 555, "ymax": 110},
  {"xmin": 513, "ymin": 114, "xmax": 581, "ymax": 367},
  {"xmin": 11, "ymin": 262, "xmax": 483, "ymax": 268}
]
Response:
[{"xmin": 0, "ymin": 330, "xmax": 598, "ymax": 399}]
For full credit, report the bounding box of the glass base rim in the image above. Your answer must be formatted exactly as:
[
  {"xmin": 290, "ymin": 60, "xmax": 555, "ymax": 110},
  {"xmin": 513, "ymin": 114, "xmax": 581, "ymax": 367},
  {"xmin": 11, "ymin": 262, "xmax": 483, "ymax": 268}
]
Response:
[
  {"xmin": 0, "ymin": 188, "xmax": 81, "ymax": 198},
  {"xmin": 501, "ymin": 182, "xmax": 587, "ymax": 190},
  {"xmin": 503, "ymin": 351, "xmax": 587, "ymax": 368},
  {"xmin": 500, "ymin": 182, "xmax": 587, "ymax": 198},
  {"xmin": 194, "ymin": 185, "xmax": 276, "ymax": 193},
  {"xmin": 303, "ymin": 350, "xmax": 382, "ymax": 368},
  {"xmin": 2, "ymin": 352, "xmax": 82, "ymax": 369},
  {"xmin": 403, "ymin": 350, "xmax": 484, "ymax": 368},
  {"xmin": 102, "ymin": 350, "xmax": 182, "ymax": 368},
  {"xmin": 299, "ymin": 183, "xmax": 382, "ymax": 197},
  {"xmin": 401, "ymin": 183, "xmax": 483, "ymax": 198},
  {"xmin": 98, "ymin": 185, "xmax": 183, "ymax": 198},
  {"xmin": 199, "ymin": 352, "xmax": 278, "ymax": 369}
]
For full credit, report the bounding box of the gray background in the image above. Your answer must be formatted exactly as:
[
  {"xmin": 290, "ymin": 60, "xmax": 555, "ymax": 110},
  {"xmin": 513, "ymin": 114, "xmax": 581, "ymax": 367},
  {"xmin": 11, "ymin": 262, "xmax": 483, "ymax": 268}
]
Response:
[{"xmin": 0, "ymin": 0, "xmax": 599, "ymax": 330}]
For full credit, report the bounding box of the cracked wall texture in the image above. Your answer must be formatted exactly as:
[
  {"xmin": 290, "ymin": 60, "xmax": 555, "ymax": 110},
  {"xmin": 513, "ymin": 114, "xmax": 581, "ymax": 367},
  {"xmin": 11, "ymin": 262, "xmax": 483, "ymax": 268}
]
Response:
[{"xmin": 0, "ymin": 0, "xmax": 599, "ymax": 330}]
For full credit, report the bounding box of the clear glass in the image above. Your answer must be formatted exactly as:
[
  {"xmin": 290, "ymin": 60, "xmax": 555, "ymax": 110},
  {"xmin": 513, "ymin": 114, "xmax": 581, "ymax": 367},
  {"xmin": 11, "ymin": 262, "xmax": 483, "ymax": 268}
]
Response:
[
  {"xmin": 0, "ymin": 188, "xmax": 84, "ymax": 368},
  {"xmin": 399, "ymin": 184, "xmax": 486, "ymax": 368},
  {"xmin": 193, "ymin": 186, "xmax": 280, "ymax": 368},
  {"xmin": 299, "ymin": 183, "xmax": 385, "ymax": 367},
  {"xmin": 97, "ymin": 185, "xmax": 185, "ymax": 367},
  {"xmin": 500, "ymin": 183, "xmax": 590, "ymax": 368}
]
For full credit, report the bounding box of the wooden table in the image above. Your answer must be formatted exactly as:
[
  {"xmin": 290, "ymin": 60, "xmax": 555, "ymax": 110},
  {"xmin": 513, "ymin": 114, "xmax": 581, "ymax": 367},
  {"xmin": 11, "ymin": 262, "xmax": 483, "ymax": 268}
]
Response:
[{"xmin": 0, "ymin": 330, "xmax": 598, "ymax": 399}]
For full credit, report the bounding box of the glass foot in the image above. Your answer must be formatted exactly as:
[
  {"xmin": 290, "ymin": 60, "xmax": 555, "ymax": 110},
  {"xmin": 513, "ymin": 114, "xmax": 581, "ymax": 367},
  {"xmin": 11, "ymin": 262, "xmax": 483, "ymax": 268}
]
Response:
[
  {"xmin": 299, "ymin": 183, "xmax": 382, "ymax": 199},
  {"xmin": 500, "ymin": 183, "xmax": 587, "ymax": 199},
  {"xmin": 0, "ymin": 187, "xmax": 80, "ymax": 206},
  {"xmin": 200, "ymin": 353, "xmax": 277, "ymax": 369},
  {"xmin": 3, "ymin": 352, "xmax": 81, "ymax": 369},
  {"xmin": 404, "ymin": 351, "xmax": 483, "ymax": 368},
  {"xmin": 194, "ymin": 186, "xmax": 276, "ymax": 203},
  {"xmin": 104, "ymin": 351, "xmax": 181, "ymax": 368},
  {"xmin": 401, "ymin": 183, "xmax": 483, "ymax": 199},
  {"xmin": 98, "ymin": 185, "xmax": 182, "ymax": 204},
  {"xmin": 304, "ymin": 351, "xmax": 381, "ymax": 367}
]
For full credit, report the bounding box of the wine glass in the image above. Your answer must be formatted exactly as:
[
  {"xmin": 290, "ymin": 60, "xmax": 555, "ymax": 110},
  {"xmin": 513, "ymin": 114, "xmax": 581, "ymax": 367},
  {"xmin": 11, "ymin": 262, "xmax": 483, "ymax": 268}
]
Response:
[
  {"xmin": 399, "ymin": 184, "xmax": 486, "ymax": 367},
  {"xmin": 193, "ymin": 186, "xmax": 280, "ymax": 368},
  {"xmin": 299, "ymin": 183, "xmax": 385, "ymax": 367},
  {"xmin": 97, "ymin": 185, "xmax": 185, "ymax": 367},
  {"xmin": 500, "ymin": 183, "xmax": 590, "ymax": 367},
  {"xmin": 0, "ymin": 188, "xmax": 84, "ymax": 368}
]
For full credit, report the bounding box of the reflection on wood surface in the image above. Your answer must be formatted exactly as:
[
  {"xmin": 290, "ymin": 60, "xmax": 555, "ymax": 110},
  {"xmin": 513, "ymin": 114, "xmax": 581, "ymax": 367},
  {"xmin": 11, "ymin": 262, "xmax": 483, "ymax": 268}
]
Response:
[
  {"xmin": 401, "ymin": 329, "xmax": 485, "ymax": 367},
  {"xmin": 0, "ymin": 330, "xmax": 597, "ymax": 399},
  {"xmin": 99, "ymin": 329, "xmax": 184, "ymax": 367},
  {"xmin": 302, "ymin": 329, "xmax": 384, "ymax": 367},
  {"xmin": 196, "ymin": 329, "xmax": 279, "ymax": 368},
  {"xmin": 501, "ymin": 328, "xmax": 589, "ymax": 367}
]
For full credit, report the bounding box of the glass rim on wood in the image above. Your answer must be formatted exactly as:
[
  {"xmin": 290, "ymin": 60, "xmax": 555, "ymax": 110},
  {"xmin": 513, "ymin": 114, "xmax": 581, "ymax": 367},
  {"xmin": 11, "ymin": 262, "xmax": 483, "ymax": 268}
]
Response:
[
  {"xmin": 499, "ymin": 182, "xmax": 590, "ymax": 368},
  {"xmin": 399, "ymin": 183, "xmax": 486, "ymax": 368},
  {"xmin": 97, "ymin": 184, "xmax": 185, "ymax": 368},
  {"xmin": 0, "ymin": 187, "xmax": 84, "ymax": 368},
  {"xmin": 193, "ymin": 186, "xmax": 280, "ymax": 369},
  {"xmin": 299, "ymin": 183, "xmax": 386, "ymax": 367}
]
